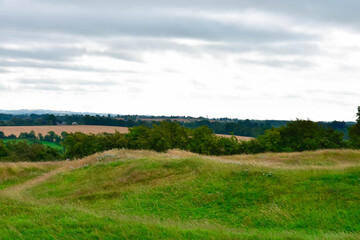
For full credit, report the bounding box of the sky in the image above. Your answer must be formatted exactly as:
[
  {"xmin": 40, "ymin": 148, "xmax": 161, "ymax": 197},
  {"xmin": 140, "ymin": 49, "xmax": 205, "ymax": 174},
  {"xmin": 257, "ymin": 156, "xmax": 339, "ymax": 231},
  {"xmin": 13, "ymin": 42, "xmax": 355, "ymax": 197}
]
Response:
[{"xmin": 0, "ymin": 0, "xmax": 359, "ymax": 121}]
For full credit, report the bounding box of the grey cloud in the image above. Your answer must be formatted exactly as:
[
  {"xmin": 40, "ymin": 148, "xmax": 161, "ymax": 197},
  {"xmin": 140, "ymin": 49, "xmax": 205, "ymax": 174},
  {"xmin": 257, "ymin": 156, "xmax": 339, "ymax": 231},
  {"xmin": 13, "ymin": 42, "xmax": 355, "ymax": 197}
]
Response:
[
  {"xmin": 234, "ymin": 85, "xmax": 252, "ymax": 91},
  {"xmin": 0, "ymin": 0, "xmax": 325, "ymax": 74},
  {"xmin": 283, "ymin": 94, "xmax": 304, "ymax": 100},
  {"xmin": 100, "ymin": 51, "xmax": 143, "ymax": 62},
  {"xmin": 15, "ymin": 78, "xmax": 120, "ymax": 87},
  {"xmin": 308, "ymin": 89, "xmax": 359, "ymax": 97},
  {"xmin": 0, "ymin": 45, "xmax": 142, "ymax": 63},
  {"xmin": 107, "ymin": 38, "xmax": 199, "ymax": 54},
  {"xmin": 0, "ymin": 6, "xmax": 315, "ymax": 43},
  {"xmin": 127, "ymin": 87, "xmax": 142, "ymax": 93},
  {"xmin": 191, "ymin": 80, "xmax": 207, "ymax": 89},
  {"xmin": 0, "ymin": 59, "xmax": 133, "ymax": 73},
  {"xmin": 24, "ymin": 0, "xmax": 360, "ymax": 28},
  {"xmin": 0, "ymin": 84, "xmax": 8, "ymax": 91},
  {"xmin": 202, "ymin": 42, "xmax": 321, "ymax": 57},
  {"xmin": 11, "ymin": 78, "xmax": 121, "ymax": 93},
  {"xmin": 0, "ymin": 46, "xmax": 83, "ymax": 62},
  {"xmin": 124, "ymin": 79, "xmax": 147, "ymax": 84},
  {"xmin": 104, "ymin": 37, "xmax": 319, "ymax": 61},
  {"xmin": 240, "ymin": 58, "xmax": 314, "ymax": 69}
]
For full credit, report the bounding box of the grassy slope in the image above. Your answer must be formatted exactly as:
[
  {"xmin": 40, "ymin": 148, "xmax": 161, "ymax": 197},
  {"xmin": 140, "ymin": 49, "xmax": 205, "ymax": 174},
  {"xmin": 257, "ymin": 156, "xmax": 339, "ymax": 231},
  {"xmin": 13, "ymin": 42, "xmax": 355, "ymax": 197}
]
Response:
[
  {"xmin": 0, "ymin": 162, "xmax": 62, "ymax": 190},
  {"xmin": 1, "ymin": 149, "xmax": 360, "ymax": 239}
]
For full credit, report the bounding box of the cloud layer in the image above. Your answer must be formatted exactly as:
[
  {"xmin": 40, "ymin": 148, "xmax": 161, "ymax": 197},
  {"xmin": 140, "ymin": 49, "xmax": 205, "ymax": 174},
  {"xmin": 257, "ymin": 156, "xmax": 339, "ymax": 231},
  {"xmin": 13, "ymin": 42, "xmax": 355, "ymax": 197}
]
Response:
[{"xmin": 0, "ymin": 0, "xmax": 359, "ymax": 120}]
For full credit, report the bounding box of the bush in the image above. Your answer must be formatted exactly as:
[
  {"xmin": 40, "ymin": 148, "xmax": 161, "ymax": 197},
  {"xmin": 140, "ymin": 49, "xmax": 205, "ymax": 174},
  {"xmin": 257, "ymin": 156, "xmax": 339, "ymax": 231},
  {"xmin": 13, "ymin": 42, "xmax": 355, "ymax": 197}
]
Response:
[{"xmin": 2, "ymin": 140, "xmax": 61, "ymax": 162}]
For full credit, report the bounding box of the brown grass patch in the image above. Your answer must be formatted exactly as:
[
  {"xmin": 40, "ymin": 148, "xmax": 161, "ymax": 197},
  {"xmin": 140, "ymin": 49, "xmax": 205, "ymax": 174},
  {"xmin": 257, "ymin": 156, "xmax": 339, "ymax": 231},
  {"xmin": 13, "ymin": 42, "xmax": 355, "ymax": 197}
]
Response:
[{"xmin": 215, "ymin": 134, "xmax": 253, "ymax": 141}]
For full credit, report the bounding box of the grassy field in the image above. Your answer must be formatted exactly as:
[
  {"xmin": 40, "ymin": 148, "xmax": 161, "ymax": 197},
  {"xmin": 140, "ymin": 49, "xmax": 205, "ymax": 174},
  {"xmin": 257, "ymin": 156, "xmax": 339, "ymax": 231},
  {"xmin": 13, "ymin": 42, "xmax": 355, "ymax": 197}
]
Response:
[
  {"xmin": 1, "ymin": 139, "xmax": 63, "ymax": 151},
  {"xmin": 1, "ymin": 149, "xmax": 360, "ymax": 239}
]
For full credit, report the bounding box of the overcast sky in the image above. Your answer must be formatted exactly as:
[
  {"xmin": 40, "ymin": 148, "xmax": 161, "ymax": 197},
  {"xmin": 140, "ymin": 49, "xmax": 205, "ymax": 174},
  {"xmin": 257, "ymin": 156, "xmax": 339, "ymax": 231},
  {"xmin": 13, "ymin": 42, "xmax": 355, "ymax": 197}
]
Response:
[{"xmin": 0, "ymin": 0, "xmax": 359, "ymax": 121}]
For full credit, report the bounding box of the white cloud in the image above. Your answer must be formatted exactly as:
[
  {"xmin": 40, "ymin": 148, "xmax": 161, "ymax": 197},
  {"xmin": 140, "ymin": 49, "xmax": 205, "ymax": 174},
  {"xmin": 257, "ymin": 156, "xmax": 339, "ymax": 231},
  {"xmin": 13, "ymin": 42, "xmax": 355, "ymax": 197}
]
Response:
[{"xmin": 0, "ymin": 0, "xmax": 359, "ymax": 121}]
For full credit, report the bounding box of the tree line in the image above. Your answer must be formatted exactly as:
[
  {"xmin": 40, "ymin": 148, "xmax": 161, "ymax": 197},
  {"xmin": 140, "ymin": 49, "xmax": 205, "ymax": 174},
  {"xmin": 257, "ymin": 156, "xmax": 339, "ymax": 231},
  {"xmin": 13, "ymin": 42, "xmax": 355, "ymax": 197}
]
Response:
[
  {"xmin": 0, "ymin": 130, "xmax": 64, "ymax": 162},
  {"xmin": 1, "ymin": 108, "xmax": 359, "ymax": 161},
  {"xmin": 62, "ymin": 119, "xmax": 351, "ymax": 159},
  {"xmin": 0, "ymin": 113, "xmax": 354, "ymax": 138}
]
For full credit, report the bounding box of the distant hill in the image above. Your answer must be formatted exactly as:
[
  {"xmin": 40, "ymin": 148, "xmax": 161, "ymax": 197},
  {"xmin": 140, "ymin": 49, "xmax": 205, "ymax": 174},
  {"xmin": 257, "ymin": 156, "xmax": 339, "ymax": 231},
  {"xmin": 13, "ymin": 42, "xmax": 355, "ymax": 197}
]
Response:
[{"xmin": 0, "ymin": 109, "xmax": 112, "ymax": 116}]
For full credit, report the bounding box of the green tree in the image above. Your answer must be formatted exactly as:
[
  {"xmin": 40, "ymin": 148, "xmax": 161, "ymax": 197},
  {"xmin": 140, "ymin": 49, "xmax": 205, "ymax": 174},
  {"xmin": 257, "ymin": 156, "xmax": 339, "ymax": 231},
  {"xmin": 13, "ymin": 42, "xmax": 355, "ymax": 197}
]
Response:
[
  {"xmin": 349, "ymin": 107, "xmax": 360, "ymax": 148},
  {"xmin": 0, "ymin": 140, "xmax": 8, "ymax": 157},
  {"xmin": 349, "ymin": 124, "xmax": 360, "ymax": 148},
  {"xmin": 38, "ymin": 133, "xmax": 44, "ymax": 141},
  {"xmin": 258, "ymin": 128, "xmax": 285, "ymax": 152},
  {"xmin": 47, "ymin": 114, "xmax": 57, "ymax": 125},
  {"xmin": 187, "ymin": 126, "xmax": 220, "ymax": 155}
]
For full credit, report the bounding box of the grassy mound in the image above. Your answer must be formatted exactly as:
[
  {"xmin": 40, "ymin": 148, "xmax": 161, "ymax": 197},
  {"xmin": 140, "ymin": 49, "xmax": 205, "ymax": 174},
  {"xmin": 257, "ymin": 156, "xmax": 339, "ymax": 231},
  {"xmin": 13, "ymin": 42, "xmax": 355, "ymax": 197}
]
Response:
[
  {"xmin": 1, "ymin": 149, "xmax": 360, "ymax": 239},
  {"xmin": 0, "ymin": 161, "xmax": 62, "ymax": 190}
]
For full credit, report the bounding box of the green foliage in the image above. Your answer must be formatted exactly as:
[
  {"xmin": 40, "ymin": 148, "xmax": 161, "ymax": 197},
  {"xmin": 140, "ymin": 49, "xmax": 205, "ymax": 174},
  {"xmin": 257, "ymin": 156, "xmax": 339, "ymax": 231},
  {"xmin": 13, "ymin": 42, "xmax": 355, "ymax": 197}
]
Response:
[
  {"xmin": 62, "ymin": 132, "xmax": 100, "ymax": 159},
  {"xmin": 187, "ymin": 126, "xmax": 220, "ymax": 155},
  {"xmin": 261, "ymin": 120, "xmax": 345, "ymax": 152},
  {"xmin": 349, "ymin": 123, "xmax": 360, "ymax": 148},
  {"xmin": 0, "ymin": 116, "xmax": 355, "ymax": 161},
  {"xmin": 348, "ymin": 107, "xmax": 360, "ymax": 148},
  {"xmin": 43, "ymin": 131, "xmax": 61, "ymax": 143},
  {"xmin": 125, "ymin": 125, "xmax": 152, "ymax": 150},
  {"xmin": 62, "ymin": 131, "xmax": 128, "ymax": 159},
  {"xmin": 0, "ymin": 140, "xmax": 8, "ymax": 157},
  {"xmin": 18, "ymin": 130, "xmax": 37, "ymax": 141},
  {"xmin": 258, "ymin": 128, "xmax": 284, "ymax": 152},
  {"xmin": 46, "ymin": 114, "xmax": 57, "ymax": 125},
  {"xmin": 1, "ymin": 140, "xmax": 61, "ymax": 162},
  {"xmin": 59, "ymin": 119, "xmax": 351, "ymax": 159}
]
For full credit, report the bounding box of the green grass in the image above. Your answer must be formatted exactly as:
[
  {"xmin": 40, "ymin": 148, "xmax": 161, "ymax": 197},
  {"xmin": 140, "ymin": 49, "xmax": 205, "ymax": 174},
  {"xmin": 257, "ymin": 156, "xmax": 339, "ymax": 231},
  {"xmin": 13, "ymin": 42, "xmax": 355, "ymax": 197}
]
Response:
[
  {"xmin": 1, "ymin": 149, "xmax": 360, "ymax": 239},
  {"xmin": 41, "ymin": 141, "xmax": 64, "ymax": 151},
  {"xmin": 1, "ymin": 139, "xmax": 63, "ymax": 151},
  {"xmin": 0, "ymin": 162, "xmax": 61, "ymax": 190}
]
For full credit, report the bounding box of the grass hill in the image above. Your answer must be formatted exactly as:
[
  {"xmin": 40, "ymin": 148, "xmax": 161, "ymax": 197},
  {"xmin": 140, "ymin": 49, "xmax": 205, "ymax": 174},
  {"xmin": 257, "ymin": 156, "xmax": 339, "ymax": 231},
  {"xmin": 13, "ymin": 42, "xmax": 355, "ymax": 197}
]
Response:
[{"xmin": 1, "ymin": 149, "xmax": 360, "ymax": 239}]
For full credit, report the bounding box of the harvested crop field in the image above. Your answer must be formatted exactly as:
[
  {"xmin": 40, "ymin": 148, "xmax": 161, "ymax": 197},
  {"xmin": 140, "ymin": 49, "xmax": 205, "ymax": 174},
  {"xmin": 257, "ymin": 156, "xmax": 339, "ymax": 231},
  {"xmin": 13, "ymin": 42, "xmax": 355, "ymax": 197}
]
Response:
[
  {"xmin": 216, "ymin": 134, "xmax": 253, "ymax": 141},
  {"xmin": 0, "ymin": 125, "xmax": 129, "ymax": 136},
  {"xmin": 0, "ymin": 125, "xmax": 252, "ymax": 141}
]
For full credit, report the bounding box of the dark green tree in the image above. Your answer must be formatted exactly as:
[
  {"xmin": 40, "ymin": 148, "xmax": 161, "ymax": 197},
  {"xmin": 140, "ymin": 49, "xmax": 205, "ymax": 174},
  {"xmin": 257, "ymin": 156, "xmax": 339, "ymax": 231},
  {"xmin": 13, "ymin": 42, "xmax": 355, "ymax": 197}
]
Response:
[
  {"xmin": 349, "ymin": 106, "xmax": 360, "ymax": 147},
  {"xmin": 0, "ymin": 140, "xmax": 8, "ymax": 157},
  {"xmin": 47, "ymin": 114, "xmax": 57, "ymax": 125}
]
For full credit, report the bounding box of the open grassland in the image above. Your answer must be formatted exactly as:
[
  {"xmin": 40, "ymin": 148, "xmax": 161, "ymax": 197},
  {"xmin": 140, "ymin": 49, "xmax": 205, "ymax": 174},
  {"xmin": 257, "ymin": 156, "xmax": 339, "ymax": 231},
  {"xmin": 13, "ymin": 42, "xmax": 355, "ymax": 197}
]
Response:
[
  {"xmin": 0, "ymin": 125, "xmax": 253, "ymax": 141},
  {"xmin": 1, "ymin": 149, "xmax": 360, "ymax": 239}
]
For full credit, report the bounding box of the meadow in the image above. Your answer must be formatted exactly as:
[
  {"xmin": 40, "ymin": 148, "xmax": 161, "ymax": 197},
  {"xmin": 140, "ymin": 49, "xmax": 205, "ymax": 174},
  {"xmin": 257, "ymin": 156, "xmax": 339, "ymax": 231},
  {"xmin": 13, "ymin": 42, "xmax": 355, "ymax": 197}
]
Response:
[{"xmin": 1, "ymin": 149, "xmax": 359, "ymax": 239}]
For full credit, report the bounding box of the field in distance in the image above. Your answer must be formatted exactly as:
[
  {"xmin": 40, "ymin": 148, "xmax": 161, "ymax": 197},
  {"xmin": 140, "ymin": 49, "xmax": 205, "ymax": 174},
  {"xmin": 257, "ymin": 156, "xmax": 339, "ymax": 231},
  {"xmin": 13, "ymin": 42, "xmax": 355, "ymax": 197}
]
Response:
[
  {"xmin": 1, "ymin": 149, "xmax": 359, "ymax": 239},
  {"xmin": 0, "ymin": 125, "xmax": 253, "ymax": 141},
  {"xmin": 0, "ymin": 125, "xmax": 129, "ymax": 136}
]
